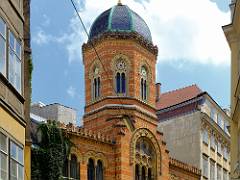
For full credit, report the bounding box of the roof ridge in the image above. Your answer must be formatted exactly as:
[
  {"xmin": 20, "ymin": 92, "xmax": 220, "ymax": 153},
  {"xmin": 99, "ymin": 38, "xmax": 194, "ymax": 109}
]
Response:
[{"xmin": 160, "ymin": 84, "xmax": 201, "ymax": 96}]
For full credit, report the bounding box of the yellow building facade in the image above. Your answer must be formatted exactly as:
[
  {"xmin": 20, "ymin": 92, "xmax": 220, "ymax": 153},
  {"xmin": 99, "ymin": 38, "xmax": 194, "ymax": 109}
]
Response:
[
  {"xmin": 0, "ymin": 0, "xmax": 31, "ymax": 179},
  {"xmin": 223, "ymin": 0, "xmax": 240, "ymax": 179}
]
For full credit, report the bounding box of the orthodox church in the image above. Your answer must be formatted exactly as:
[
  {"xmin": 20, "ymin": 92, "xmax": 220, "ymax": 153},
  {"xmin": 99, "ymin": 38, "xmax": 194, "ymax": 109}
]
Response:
[{"xmin": 59, "ymin": 2, "xmax": 201, "ymax": 180}]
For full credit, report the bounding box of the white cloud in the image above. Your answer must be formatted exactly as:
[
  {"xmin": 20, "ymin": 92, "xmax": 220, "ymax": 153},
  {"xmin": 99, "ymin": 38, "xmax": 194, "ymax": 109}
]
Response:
[
  {"xmin": 67, "ymin": 86, "xmax": 76, "ymax": 98},
  {"xmin": 60, "ymin": 0, "xmax": 231, "ymax": 66},
  {"xmin": 42, "ymin": 14, "xmax": 51, "ymax": 27},
  {"xmin": 32, "ymin": 29, "xmax": 50, "ymax": 45}
]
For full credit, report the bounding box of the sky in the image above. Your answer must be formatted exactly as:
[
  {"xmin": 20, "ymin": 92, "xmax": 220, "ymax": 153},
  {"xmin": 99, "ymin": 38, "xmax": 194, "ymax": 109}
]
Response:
[{"xmin": 31, "ymin": 0, "xmax": 231, "ymax": 124}]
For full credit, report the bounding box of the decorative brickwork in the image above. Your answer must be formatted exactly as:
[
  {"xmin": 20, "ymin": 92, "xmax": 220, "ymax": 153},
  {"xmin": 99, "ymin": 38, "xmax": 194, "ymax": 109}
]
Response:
[{"xmin": 58, "ymin": 3, "xmax": 202, "ymax": 179}]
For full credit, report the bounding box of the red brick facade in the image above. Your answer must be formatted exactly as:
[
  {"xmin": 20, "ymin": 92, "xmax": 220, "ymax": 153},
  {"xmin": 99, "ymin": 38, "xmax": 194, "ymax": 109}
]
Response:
[
  {"xmin": 57, "ymin": 34, "xmax": 202, "ymax": 179},
  {"xmin": 80, "ymin": 36, "xmax": 170, "ymax": 179},
  {"xmin": 58, "ymin": 6, "xmax": 201, "ymax": 179}
]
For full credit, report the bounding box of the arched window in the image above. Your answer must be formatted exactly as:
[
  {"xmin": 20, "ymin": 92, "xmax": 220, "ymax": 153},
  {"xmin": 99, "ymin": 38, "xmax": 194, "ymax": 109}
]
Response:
[
  {"xmin": 148, "ymin": 169, "xmax": 152, "ymax": 180},
  {"xmin": 96, "ymin": 160, "xmax": 104, "ymax": 180},
  {"xmin": 115, "ymin": 72, "xmax": 126, "ymax": 94},
  {"xmin": 87, "ymin": 158, "xmax": 95, "ymax": 180},
  {"xmin": 62, "ymin": 154, "xmax": 80, "ymax": 180},
  {"xmin": 114, "ymin": 58, "xmax": 127, "ymax": 95},
  {"xmin": 134, "ymin": 138, "xmax": 156, "ymax": 180},
  {"xmin": 140, "ymin": 66, "xmax": 148, "ymax": 101},
  {"xmin": 63, "ymin": 158, "xmax": 69, "ymax": 178},
  {"xmin": 92, "ymin": 67, "xmax": 101, "ymax": 100},
  {"xmin": 142, "ymin": 167, "xmax": 146, "ymax": 180},
  {"xmin": 135, "ymin": 164, "xmax": 140, "ymax": 180},
  {"xmin": 70, "ymin": 154, "xmax": 80, "ymax": 179}
]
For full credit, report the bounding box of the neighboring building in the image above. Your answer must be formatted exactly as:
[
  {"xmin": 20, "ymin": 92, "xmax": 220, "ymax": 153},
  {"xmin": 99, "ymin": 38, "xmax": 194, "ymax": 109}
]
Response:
[
  {"xmin": 30, "ymin": 2, "xmax": 201, "ymax": 180},
  {"xmin": 31, "ymin": 102, "xmax": 77, "ymax": 125},
  {"xmin": 157, "ymin": 85, "xmax": 230, "ymax": 180},
  {"xmin": 0, "ymin": 0, "xmax": 32, "ymax": 179},
  {"xmin": 223, "ymin": 0, "xmax": 240, "ymax": 179}
]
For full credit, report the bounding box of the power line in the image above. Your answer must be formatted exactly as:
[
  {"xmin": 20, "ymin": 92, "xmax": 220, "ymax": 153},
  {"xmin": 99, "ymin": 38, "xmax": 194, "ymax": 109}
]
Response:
[{"xmin": 69, "ymin": 0, "xmax": 131, "ymax": 119}]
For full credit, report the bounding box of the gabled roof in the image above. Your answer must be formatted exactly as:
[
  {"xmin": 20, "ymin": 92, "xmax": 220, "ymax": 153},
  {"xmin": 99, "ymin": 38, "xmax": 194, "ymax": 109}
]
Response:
[{"xmin": 156, "ymin": 84, "xmax": 203, "ymax": 110}]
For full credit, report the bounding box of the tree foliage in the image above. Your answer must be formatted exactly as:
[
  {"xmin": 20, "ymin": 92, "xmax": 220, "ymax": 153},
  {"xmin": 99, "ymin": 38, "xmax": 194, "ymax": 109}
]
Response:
[{"xmin": 31, "ymin": 121, "xmax": 72, "ymax": 180}]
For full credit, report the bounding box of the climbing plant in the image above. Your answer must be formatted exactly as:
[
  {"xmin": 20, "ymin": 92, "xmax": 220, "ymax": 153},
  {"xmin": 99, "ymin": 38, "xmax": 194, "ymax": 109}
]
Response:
[
  {"xmin": 31, "ymin": 121, "xmax": 72, "ymax": 180},
  {"xmin": 28, "ymin": 56, "xmax": 33, "ymax": 98}
]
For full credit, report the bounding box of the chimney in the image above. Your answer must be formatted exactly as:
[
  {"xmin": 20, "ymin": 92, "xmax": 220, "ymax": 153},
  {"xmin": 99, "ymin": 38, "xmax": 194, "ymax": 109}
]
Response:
[{"xmin": 155, "ymin": 83, "xmax": 161, "ymax": 102}]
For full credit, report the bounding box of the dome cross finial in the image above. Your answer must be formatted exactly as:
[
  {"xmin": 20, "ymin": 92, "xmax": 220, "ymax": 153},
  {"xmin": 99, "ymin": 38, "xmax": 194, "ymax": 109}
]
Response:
[{"xmin": 118, "ymin": 0, "xmax": 122, "ymax": 5}]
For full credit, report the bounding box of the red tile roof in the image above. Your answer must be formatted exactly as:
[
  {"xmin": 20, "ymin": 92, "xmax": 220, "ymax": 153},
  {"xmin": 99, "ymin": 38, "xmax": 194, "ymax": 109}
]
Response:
[{"xmin": 156, "ymin": 84, "xmax": 203, "ymax": 110}]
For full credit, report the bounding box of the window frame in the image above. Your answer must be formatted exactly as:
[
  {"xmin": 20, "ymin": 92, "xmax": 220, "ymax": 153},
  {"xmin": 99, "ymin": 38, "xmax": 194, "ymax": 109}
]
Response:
[
  {"xmin": 217, "ymin": 141, "xmax": 222, "ymax": 156},
  {"xmin": 210, "ymin": 160, "xmax": 215, "ymax": 180},
  {"xmin": 210, "ymin": 135, "xmax": 216, "ymax": 150},
  {"xmin": 202, "ymin": 155, "xmax": 209, "ymax": 178},
  {"xmin": 113, "ymin": 57, "xmax": 128, "ymax": 96},
  {"xmin": 0, "ymin": 15, "xmax": 23, "ymax": 94},
  {"xmin": 91, "ymin": 66, "xmax": 101, "ymax": 101},
  {"xmin": 0, "ymin": 17, "xmax": 7, "ymax": 77},
  {"xmin": 217, "ymin": 165, "xmax": 222, "ymax": 180},
  {"xmin": 8, "ymin": 30, "xmax": 22, "ymax": 93},
  {"xmin": 140, "ymin": 66, "xmax": 148, "ymax": 101},
  {"xmin": 0, "ymin": 131, "xmax": 24, "ymax": 180},
  {"xmin": 202, "ymin": 130, "xmax": 209, "ymax": 145},
  {"xmin": 0, "ymin": 132, "xmax": 8, "ymax": 180}
]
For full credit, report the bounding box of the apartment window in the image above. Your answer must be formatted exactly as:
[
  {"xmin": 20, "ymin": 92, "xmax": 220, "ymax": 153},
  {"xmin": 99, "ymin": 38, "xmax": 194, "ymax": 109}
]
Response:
[
  {"xmin": 202, "ymin": 155, "xmax": 208, "ymax": 178},
  {"xmin": 210, "ymin": 160, "xmax": 215, "ymax": 180},
  {"xmin": 223, "ymin": 169, "xmax": 227, "ymax": 180},
  {"xmin": 0, "ymin": 132, "xmax": 24, "ymax": 180},
  {"xmin": 217, "ymin": 165, "xmax": 222, "ymax": 180},
  {"xmin": 202, "ymin": 130, "xmax": 209, "ymax": 144},
  {"xmin": 10, "ymin": 141, "xmax": 24, "ymax": 180},
  {"xmin": 223, "ymin": 147, "xmax": 228, "ymax": 161},
  {"xmin": 0, "ymin": 133, "xmax": 8, "ymax": 180},
  {"xmin": 210, "ymin": 135, "xmax": 216, "ymax": 150},
  {"xmin": 0, "ymin": 17, "xmax": 6, "ymax": 76},
  {"xmin": 217, "ymin": 142, "xmax": 222, "ymax": 155},
  {"xmin": 217, "ymin": 114, "xmax": 224, "ymax": 129},
  {"xmin": 9, "ymin": 31, "xmax": 22, "ymax": 93},
  {"xmin": 210, "ymin": 108, "xmax": 215, "ymax": 121},
  {"xmin": 224, "ymin": 121, "xmax": 229, "ymax": 135}
]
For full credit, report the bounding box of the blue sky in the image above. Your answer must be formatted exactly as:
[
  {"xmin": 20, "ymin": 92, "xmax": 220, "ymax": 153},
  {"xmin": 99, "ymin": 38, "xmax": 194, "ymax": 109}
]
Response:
[{"xmin": 31, "ymin": 0, "xmax": 231, "ymax": 124}]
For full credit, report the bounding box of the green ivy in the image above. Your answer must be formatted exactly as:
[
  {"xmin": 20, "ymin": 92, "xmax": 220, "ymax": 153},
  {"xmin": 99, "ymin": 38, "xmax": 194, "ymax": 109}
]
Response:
[
  {"xmin": 28, "ymin": 56, "xmax": 33, "ymax": 99},
  {"xmin": 31, "ymin": 121, "xmax": 72, "ymax": 180}
]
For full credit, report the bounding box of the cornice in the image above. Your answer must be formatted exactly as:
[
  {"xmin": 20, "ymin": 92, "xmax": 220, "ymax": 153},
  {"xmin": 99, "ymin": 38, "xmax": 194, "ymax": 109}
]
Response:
[
  {"xmin": 170, "ymin": 158, "xmax": 201, "ymax": 176},
  {"xmin": 84, "ymin": 103, "xmax": 158, "ymax": 121},
  {"xmin": 59, "ymin": 122, "xmax": 115, "ymax": 145},
  {"xmin": 82, "ymin": 32, "xmax": 158, "ymax": 56},
  {"xmin": 85, "ymin": 96, "xmax": 156, "ymax": 111}
]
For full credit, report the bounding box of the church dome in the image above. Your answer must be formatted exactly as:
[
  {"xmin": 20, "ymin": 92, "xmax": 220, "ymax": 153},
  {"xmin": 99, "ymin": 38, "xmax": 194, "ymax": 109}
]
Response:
[{"xmin": 89, "ymin": 3, "xmax": 152, "ymax": 43}]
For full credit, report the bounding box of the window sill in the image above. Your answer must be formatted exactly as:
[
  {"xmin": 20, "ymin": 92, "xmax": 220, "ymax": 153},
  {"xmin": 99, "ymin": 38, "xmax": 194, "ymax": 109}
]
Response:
[
  {"xmin": 202, "ymin": 175, "xmax": 208, "ymax": 179},
  {"xmin": 203, "ymin": 141, "xmax": 208, "ymax": 146},
  {"xmin": 0, "ymin": 73, "xmax": 24, "ymax": 103},
  {"xmin": 210, "ymin": 147, "xmax": 215, "ymax": 151}
]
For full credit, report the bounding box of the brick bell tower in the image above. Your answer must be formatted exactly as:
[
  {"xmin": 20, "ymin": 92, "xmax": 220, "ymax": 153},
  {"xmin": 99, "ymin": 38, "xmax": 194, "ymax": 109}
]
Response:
[
  {"xmin": 82, "ymin": 2, "xmax": 170, "ymax": 179},
  {"xmin": 82, "ymin": 2, "xmax": 159, "ymax": 133}
]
